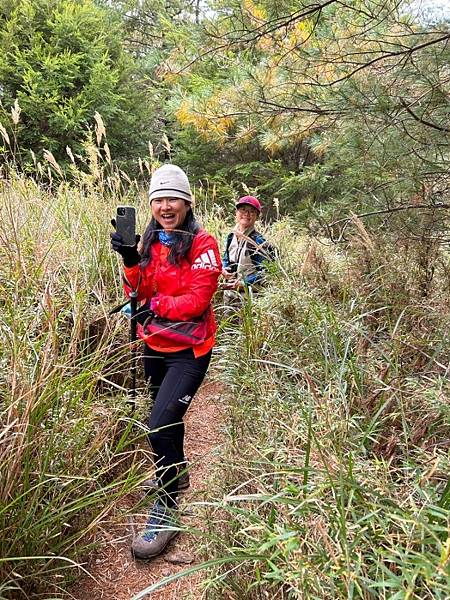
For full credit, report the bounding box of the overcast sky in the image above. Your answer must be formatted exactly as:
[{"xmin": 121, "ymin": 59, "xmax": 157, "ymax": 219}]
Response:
[{"xmin": 408, "ymin": 0, "xmax": 450, "ymax": 21}]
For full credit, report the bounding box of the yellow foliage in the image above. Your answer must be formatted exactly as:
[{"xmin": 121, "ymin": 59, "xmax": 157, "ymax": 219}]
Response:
[
  {"xmin": 176, "ymin": 99, "xmax": 194, "ymax": 127},
  {"xmin": 257, "ymin": 35, "xmax": 275, "ymax": 52},
  {"xmin": 258, "ymin": 110, "xmax": 327, "ymax": 155},
  {"xmin": 175, "ymin": 96, "xmax": 235, "ymax": 139},
  {"xmin": 312, "ymin": 61, "xmax": 337, "ymax": 84},
  {"xmin": 163, "ymin": 72, "xmax": 181, "ymax": 85},
  {"xmin": 243, "ymin": 0, "xmax": 267, "ymax": 22},
  {"xmin": 260, "ymin": 130, "xmax": 284, "ymax": 154},
  {"xmin": 235, "ymin": 124, "xmax": 258, "ymax": 144},
  {"xmin": 288, "ymin": 20, "xmax": 313, "ymax": 48}
]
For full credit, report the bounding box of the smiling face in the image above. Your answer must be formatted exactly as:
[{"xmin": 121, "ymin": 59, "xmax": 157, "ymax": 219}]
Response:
[
  {"xmin": 151, "ymin": 197, "xmax": 190, "ymax": 231},
  {"xmin": 235, "ymin": 204, "xmax": 258, "ymax": 232}
]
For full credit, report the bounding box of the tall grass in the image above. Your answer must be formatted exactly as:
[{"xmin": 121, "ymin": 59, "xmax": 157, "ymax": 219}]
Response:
[
  {"xmin": 0, "ymin": 174, "xmax": 152, "ymax": 598},
  {"xmin": 179, "ymin": 221, "xmax": 450, "ymax": 599},
  {"xmin": 2, "ymin": 153, "xmax": 448, "ymax": 599},
  {"xmin": 0, "ymin": 161, "xmax": 246, "ymax": 598}
]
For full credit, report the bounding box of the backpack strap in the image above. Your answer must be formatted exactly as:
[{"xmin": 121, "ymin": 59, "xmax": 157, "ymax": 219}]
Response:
[{"xmin": 224, "ymin": 232, "xmax": 234, "ymax": 266}]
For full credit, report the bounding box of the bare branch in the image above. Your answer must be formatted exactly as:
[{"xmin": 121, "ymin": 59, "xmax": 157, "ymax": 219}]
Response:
[
  {"xmin": 258, "ymin": 99, "xmax": 347, "ymax": 115},
  {"xmin": 327, "ymin": 202, "xmax": 450, "ymax": 230},
  {"xmin": 399, "ymin": 98, "xmax": 450, "ymax": 133}
]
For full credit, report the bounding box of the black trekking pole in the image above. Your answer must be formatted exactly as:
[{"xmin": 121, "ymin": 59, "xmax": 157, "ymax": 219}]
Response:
[{"xmin": 129, "ymin": 290, "xmax": 138, "ymax": 411}]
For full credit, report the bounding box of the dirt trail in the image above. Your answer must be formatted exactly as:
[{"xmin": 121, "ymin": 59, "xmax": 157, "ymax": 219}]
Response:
[{"xmin": 74, "ymin": 380, "xmax": 224, "ymax": 600}]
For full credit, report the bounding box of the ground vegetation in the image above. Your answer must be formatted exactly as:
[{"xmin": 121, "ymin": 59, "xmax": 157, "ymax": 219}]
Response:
[{"xmin": 0, "ymin": 1, "xmax": 449, "ymax": 598}]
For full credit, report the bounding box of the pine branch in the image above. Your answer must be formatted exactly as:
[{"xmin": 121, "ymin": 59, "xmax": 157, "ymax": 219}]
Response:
[
  {"xmin": 399, "ymin": 98, "xmax": 450, "ymax": 133},
  {"xmin": 327, "ymin": 203, "xmax": 450, "ymax": 229}
]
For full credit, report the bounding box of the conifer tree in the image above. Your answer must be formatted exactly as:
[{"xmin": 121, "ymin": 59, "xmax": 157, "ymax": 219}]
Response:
[{"xmin": 0, "ymin": 0, "xmax": 155, "ymax": 169}]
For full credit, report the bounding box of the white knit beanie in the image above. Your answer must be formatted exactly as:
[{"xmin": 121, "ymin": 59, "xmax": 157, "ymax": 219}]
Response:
[{"xmin": 148, "ymin": 164, "xmax": 192, "ymax": 203}]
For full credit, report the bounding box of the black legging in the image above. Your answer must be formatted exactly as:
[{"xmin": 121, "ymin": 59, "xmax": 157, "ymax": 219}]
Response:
[{"xmin": 143, "ymin": 345, "xmax": 212, "ymax": 508}]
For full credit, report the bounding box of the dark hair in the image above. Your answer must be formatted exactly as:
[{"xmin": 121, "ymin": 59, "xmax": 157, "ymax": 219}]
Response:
[{"xmin": 140, "ymin": 207, "xmax": 201, "ymax": 266}]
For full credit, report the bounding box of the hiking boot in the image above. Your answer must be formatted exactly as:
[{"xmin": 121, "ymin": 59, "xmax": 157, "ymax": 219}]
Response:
[
  {"xmin": 131, "ymin": 501, "xmax": 179, "ymax": 560},
  {"xmin": 142, "ymin": 464, "xmax": 190, "ymax": 494}
]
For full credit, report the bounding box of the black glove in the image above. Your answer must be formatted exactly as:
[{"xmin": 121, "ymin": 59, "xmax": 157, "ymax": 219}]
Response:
[{"xmin": 110, "ymin": 219, "xmax": 141, "ymax": 267}]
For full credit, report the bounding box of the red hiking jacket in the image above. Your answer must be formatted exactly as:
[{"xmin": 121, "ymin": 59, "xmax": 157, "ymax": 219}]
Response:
[{"xmin": 123, "ymin": 230, "xmax": 221, "ymax": 354}]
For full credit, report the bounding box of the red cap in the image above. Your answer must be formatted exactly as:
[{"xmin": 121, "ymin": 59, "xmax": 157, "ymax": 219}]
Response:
[{"xmin": 236, "ymin": 195, "xmax": 262, "ymax": 213}]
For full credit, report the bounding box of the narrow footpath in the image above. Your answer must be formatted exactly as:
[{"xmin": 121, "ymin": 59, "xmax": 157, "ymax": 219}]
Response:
[{"xmin": 74, "ymin": 380, "xmax": 224, "ymax": 600}]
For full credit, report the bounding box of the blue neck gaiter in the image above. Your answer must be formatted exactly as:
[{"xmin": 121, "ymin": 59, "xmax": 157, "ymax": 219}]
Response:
[{"xmin": 158, "ymin": 230, "xmax": 175, "ymax": 246}]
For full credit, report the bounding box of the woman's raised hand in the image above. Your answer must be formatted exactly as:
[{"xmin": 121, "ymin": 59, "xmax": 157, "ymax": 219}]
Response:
[{"xmin": 110, "ymin": 219, "xmax": 141, "ymax": 267}]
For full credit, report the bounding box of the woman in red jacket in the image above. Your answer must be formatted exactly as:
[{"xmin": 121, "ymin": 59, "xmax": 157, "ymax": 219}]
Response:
[{"xmin": 111, "ymin": 164, "xmax": 221, "ymax": 559}]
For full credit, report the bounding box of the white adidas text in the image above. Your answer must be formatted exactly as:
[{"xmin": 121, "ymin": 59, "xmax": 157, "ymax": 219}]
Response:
[{"xmin": 192, "ymin": 250, "xmax": 219, "ymax": 270}]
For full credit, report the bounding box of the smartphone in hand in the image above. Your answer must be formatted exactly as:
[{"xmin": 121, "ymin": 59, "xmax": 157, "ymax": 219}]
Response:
[{"xmin": 115, "ymin": 206, "xmax": 136, "ymax": 246}]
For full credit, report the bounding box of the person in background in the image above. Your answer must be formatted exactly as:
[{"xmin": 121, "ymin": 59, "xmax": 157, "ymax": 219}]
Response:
[
  {"xmin": 221, "ymin": 195, "xmax": 271, "ymax": 312},
  {"xmin": 110, "ymin": 164, "xmax": 221, "ymax": 559}
]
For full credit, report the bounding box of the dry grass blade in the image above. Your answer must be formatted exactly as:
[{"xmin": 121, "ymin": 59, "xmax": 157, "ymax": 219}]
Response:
[
  {"xmin": 103, "ymin": 142, "xmax": 111, "ymax": 165},
  {"xmin": 94, "ymin": 111, "xmax": 106, "ymax": 145},
  {"xmin": 0, "ymin": 121, "xmax": 11, "ymax": 146},
  {"xmin": 43, "ymin": 149, "xmax": 63, "ymax": 177},
  {"xmin": 350, "ymin": 212, "xmax": 375, "ymax": 253},
  {"xmin": 11, "ymin": 99, "xmax": 21, "ymax": 125},
  {"xmin": 66, "ymin": 146, "xmax": 76, "ymax": 164}
]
